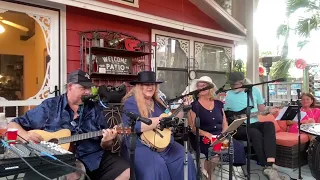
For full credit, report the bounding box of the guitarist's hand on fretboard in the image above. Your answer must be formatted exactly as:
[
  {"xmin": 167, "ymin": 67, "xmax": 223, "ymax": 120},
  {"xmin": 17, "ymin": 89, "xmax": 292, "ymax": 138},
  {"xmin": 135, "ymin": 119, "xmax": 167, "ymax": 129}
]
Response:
[{"xmin": 101, "ymin": 127, "xmax": 118, "ymax": 145}]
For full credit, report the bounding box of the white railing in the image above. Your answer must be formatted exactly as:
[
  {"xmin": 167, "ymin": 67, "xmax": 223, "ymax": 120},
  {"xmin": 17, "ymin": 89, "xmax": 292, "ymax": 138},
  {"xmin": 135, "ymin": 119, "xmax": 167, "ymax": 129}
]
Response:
[{"xmin": 0, "ymin": 100, "xmax": 44, "ymax": 121}]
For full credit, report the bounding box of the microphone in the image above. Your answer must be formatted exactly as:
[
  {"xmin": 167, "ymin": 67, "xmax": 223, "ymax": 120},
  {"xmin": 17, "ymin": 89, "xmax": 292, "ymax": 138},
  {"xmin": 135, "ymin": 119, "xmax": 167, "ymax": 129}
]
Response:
[
  {"xmin": 122, "ymin": 111, "xmax": 152, "ymax": 125},
  {"xmin": 297, "ymin": 89, "xmax": 301, "ymax": 100},
  {"xmin": 167, "ymin": 84, "xmax": 214, "ymax": 103},
  {"xmin": 81, "ymin": 94, "xmax": 97, "ymax": 102},
  {"xmin": 215, "ymin": 84, "xmax": 226, "ymax": 94}
]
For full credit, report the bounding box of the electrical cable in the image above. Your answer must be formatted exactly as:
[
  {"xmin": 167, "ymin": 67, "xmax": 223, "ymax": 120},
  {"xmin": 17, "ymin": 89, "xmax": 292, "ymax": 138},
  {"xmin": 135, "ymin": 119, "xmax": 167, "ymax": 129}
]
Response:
[
  {"xmin": 18, "ymin": 141, "xmax": 92, "ymax": 180},
  {"xmin": 0, "ymin": 139, "xmax": 52, "ymax": 180}
]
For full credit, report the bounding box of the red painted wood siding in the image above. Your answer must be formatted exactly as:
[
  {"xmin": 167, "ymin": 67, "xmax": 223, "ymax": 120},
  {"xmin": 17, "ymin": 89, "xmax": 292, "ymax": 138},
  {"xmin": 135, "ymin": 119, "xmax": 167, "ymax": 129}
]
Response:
[
  {"xmin": 97, "ymin": 0, "xmax": 224, "ymax": 31},
  {"xmin": 67, "ymin": 6, "xmax": 152, "ymax": 86},
  {"xmin": 66, "ymin": 6, "xmax": 232, "ymax": 86}
]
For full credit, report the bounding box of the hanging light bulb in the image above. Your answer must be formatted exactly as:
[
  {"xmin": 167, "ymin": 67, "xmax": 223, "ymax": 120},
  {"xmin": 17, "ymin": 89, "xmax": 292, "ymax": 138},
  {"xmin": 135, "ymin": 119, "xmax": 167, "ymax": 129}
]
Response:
[{"xmin": 0, "ymin": 24, "xmax": 5, "ymax": 34}]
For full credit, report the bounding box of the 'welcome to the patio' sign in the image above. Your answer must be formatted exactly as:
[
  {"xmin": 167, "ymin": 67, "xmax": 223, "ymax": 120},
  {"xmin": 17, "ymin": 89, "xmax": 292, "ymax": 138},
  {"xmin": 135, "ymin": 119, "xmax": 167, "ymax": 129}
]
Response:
[{"xmin": 96, "ymin": 55, "xmax": 132, "ymax": 74}]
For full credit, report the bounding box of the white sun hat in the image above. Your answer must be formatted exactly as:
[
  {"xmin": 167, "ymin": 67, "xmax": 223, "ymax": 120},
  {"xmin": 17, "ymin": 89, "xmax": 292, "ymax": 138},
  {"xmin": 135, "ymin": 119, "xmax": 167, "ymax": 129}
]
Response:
[{"xmin": 189, "ymin": 76, "xmax": 217, "ymax": 92}]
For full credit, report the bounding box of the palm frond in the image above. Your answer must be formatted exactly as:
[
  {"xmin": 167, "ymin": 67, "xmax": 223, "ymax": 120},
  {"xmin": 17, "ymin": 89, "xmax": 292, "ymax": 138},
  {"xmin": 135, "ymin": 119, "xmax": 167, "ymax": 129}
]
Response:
[
  {"xmin": 295, "ymin": 14, "xmax": 320, "ymax": 37},
  {"xmin": 297, "ymin": 40, "xmax": 310, "ymax": 49},
  {"xmin": 286, "ymin": 0, "xmax": 316, "ymax": 16},
  {"xmin": 276, "ymin": 24, "xmax": 289, "ymax": 38},
  {"xmin": 270, "ymin": 59, "xmax": 294, "ymax": 79}
]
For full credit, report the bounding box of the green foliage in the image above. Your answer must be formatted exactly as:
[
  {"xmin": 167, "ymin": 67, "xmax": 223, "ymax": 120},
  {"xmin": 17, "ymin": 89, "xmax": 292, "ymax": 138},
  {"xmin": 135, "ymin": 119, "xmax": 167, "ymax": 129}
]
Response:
[
  {"xmin": 259, "ymin": 51, "xmax": 273, "ymax": 57},
  {"xmin": 270, "ymin": 59, "xmax": 294, "ymax": 79},
  {"xmin": 278, "ymin": 0, "xmax": 320, "ymax": 49},
  {"xmin": 233, "ymin": 59, "xmax": 246, "ymax": 74},
  {"xmin": 297, "ymin": 40, "xmax": 310, "ymax": 49},
  {"xmin": 276, "ymin": 24, "xmax": 290, "ymax": 38},
  {"xmin": 91, "ymin": 86, "xmax": 98, "ymax": 95}
]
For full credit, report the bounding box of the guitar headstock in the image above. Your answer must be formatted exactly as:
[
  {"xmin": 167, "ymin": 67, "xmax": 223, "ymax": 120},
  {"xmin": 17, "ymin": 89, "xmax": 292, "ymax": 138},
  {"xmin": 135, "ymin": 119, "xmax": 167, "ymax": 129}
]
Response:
[{"xmin": 116, "ymin": 127, "xmax": 132, "ymax": 134}]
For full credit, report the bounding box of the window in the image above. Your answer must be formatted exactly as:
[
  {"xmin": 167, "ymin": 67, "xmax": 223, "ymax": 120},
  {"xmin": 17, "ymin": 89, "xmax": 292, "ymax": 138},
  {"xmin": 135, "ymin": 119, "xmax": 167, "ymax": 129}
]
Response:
[
  {"xmin": 155, "ymin": 35, "xmax": 189, "ymax": 99},
  {"xmin": 194, "ymin": 42, "xmax": 232, "ymax": 88},
  {"xmin": 152, "ymin": 30, "xmax": 233, "ymax": 99},
  {"xmin": 109, "ymin": 0, "xmax": 139, "ymax": 8}
]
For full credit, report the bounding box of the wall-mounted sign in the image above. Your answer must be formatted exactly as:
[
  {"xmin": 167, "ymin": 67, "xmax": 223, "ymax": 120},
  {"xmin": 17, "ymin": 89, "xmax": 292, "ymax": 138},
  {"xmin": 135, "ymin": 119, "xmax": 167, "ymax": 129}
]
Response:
[{"xmin": 96, "ymin": 55, "xmax": 132, "ymax": 74}]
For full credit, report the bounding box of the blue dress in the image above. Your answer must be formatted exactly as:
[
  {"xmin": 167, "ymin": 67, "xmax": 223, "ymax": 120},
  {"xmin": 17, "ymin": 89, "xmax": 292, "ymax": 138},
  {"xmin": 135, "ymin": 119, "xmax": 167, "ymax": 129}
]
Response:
[
  {"xmin": 122, "ymin": 96, "xmax": 197, "ymax": 180},
  {"xmin": 190, "ymin": 100, "xmax": 246, "ymax": 166}
]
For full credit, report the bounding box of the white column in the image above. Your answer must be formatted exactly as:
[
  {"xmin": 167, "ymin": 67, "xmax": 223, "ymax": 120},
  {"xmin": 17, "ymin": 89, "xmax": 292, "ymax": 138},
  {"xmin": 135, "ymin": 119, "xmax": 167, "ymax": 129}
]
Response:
[{"xmin": 245, "ymin": 0, "xmax": 259, "ymax": 83}]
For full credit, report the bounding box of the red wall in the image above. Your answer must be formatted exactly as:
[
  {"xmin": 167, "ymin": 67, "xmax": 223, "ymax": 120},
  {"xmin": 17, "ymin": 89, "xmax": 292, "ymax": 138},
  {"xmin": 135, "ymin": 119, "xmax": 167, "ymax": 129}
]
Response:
[
  {"xmin": 66, "ymin": 6, "xmax": 232, "ymax": 86},
  {"xmin": 97, "ymin": 0, "xmax": 224, "ymax": 31},
  {"xmin": 67, "ymin": 6, "xmax": 152, "ymax": 86}
]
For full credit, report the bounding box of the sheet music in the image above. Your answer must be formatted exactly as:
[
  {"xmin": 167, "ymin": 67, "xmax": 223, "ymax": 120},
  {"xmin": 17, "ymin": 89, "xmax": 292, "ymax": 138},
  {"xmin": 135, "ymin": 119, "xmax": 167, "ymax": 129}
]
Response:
[{"xmin": 275, "ymin": 107, "xmax": 307, "ymax": 121}]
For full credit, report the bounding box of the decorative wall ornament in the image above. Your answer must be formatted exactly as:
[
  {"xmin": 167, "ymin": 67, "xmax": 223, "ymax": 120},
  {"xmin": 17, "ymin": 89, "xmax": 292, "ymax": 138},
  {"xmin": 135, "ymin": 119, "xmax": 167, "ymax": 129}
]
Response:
[
  {"xmin": 177, "ymin": 39, "xmax": 189, "ymax": 56},
  {"xmin": 26, "ymin": 14, "xmax": 51, "ymax": 100},
  {"xmin": 195, "ymin": 42, "xmax": 204, "ymax": 57},
  {"xmin": 156, "ymin": 36, "xmax": 168, "ymax": 50},
  {"xmin": 222, "ymin": 47, "xmax": 232, "ymax": 60},
  {"xmin": 28, "ymin": 14, "xmax": 51, "ymax": 55},
  {"xmin": 29, "ymin": 64, "xmax": 50, "ymax": 100}
]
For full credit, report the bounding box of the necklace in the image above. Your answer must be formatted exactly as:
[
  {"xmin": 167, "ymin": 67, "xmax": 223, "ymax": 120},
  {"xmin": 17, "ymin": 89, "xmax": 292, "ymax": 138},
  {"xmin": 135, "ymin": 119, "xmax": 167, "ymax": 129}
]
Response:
[{"xmin": 199, "ymin": 99, "xmax": 214, "ymax": 112}]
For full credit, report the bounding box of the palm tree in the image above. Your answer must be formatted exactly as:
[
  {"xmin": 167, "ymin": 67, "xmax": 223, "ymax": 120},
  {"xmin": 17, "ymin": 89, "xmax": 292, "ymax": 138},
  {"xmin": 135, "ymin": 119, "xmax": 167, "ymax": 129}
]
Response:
[
  {"xmin": 278, "ymin": 0, "xmax": 320, "ymax": 49},
  {"xmin": 272, "ymin": 0, "xmax": 319, "ymax": 79}
]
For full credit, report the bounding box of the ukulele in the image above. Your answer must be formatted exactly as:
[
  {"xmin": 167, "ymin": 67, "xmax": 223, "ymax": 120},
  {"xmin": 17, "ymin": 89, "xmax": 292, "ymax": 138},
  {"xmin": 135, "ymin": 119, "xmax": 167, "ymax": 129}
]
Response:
[
  {"xmin": 140, "ymin": 104, "xmax": 184, "ymax": 152},
  {"xmin": 29, "ymin": 127, "xmax": 131, "ymax": 151}
]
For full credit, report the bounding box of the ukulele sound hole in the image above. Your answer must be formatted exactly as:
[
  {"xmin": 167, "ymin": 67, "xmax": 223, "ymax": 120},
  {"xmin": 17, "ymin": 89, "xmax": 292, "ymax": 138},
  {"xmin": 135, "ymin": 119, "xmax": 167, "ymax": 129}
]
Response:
[{"xmin": 48, "ymin": 138, "xmax": 59, "ymax": 144}]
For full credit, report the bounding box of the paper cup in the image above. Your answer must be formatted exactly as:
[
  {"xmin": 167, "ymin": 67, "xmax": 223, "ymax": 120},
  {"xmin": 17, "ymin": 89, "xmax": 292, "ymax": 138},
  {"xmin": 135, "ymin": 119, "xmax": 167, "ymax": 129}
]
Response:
[{"xmin": 6, "ymin": 128, "xmax": 18, "ymax": 144}]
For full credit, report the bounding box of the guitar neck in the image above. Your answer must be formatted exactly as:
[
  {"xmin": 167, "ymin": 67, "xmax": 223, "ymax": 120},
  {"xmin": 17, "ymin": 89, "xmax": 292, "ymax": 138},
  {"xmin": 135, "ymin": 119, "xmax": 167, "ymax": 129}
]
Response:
[
  {"xmin": 58, "ymin": 130, "xmax": 102, "ymax": 144},
  {"xmin": 170, "ymin": 104, "xmax": 184, "ymax": 117}
]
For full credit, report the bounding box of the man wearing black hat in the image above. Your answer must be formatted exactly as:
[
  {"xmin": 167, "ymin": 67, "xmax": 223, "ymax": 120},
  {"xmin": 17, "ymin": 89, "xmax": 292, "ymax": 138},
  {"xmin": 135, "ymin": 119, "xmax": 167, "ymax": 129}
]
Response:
[
  {"xmin": 9, "ymin": 70, "xmax": 130, "ymax": 180},
  {"xmin": 224, "ymin": 72, "xmax": 281, "ymax": 180}
]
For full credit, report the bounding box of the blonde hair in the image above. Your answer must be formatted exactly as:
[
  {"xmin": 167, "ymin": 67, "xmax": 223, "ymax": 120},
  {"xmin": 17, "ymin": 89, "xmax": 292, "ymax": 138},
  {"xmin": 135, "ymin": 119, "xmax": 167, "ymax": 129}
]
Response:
[
  {"xmin": 196, "ymin": 81, "xmax": 217, "ymax": 101},
  {"xmin": 122, "ymin": 84, "xmax": 166, "ymax": 118}
]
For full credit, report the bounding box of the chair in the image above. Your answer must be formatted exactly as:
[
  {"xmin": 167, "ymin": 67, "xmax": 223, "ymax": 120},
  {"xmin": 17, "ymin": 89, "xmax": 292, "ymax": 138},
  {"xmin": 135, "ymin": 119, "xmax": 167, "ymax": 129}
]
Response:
[{"xmin": 258, "ymin": 114, "xmax": 310, "ymax": 168}]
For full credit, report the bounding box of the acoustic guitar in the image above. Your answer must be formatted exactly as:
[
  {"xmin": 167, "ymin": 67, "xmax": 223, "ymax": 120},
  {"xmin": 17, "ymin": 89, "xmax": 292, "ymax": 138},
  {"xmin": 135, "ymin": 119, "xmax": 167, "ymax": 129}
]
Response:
[
  {"xmin": 29, "ymin": 127, "xmax": 131, "ymax": 151},
  {"xmin": 140, "ymin": 104, "xmax": 184, "ymax": 152}
]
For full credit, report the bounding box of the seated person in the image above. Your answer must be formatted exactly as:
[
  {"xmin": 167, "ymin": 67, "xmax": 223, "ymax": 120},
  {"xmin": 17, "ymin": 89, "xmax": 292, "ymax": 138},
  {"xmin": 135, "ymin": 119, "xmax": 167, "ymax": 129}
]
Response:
[
  {"xmin": 287, "ymin": 92, "xmax": 320, "ymax": 133},
  {"xmin": 121, "ymin": 71, "xmax": 196, "ymax": 180},
  {"xmin": 224, "ymin": 72, "xmax": 282, "ymax": 180},
  {"xmin": 186, "ymin": 76, "xmax": 246, "ymax": 178},
  {"xmin": 8, "ymin": 70, "xmax": 129, "ymax": 180}
]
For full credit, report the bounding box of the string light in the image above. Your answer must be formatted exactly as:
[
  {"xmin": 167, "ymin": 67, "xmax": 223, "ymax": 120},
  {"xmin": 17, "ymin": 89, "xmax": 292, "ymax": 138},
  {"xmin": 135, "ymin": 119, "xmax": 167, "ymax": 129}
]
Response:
[{"xmin": 0, "ymin": 24, "xmax": 5, "ymax": 34}]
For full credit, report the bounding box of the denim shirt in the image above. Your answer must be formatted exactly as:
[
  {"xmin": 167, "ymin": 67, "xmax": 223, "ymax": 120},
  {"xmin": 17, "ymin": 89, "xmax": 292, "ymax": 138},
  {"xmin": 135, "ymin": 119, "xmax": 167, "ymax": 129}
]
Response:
[{"xmin": 12, "ymin": 94, "xmax": 108, "ymax": 171}]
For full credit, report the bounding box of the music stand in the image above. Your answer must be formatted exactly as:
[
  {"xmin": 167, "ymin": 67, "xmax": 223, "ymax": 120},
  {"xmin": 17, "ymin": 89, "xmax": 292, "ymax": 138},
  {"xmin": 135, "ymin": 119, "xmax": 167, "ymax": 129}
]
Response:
[
  {"xmin": 276, "ymin": 105, "xmax": 299, "ymax": 121},
  {"xmin": 211, "ymin": 117, "xmax": 246, "ymax": 180}
]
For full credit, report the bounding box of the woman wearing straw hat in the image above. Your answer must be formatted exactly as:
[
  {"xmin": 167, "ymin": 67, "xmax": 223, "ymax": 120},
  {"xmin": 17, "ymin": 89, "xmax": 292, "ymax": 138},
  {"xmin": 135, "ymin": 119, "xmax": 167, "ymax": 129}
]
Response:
[
  {"xmin": 187, "ymin": 76, "xmax": 246, "ymax": 178},
  {"xmin": 121, "ymin": 71, "xmax": 196, "ymax": 180}
]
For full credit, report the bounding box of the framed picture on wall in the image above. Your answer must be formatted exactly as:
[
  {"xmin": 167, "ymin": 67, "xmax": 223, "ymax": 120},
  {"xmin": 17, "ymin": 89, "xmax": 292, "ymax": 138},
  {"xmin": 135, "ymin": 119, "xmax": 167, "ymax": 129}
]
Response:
[{"xmin": 43, "ymin": 48, "xmax": 50, "ymax": 76}]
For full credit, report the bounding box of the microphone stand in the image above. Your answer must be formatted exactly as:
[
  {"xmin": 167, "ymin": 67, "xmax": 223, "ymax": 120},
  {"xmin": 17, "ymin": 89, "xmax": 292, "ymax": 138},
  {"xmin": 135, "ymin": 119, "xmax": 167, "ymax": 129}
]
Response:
[
  {"xmin": 183, "ymin": 105, "xmax": 192, "ymax": 180},
  {"xmin": 296, "ymin": 89, "xmax": 303, "ymax": 180},
  {"xmin": 245, "ymin": 86, "xmax": 253, "ymax": 180},
  {"xmin": 195, "ymin": 102, "xmax": 201, "ymax": 180},
  {"xmin": 127, "ymin": 117, "xmax": 138, "ymax": 180},
  {"xmin": 220, "ymin": 79, "xmax": 285, "ymax": 180}
]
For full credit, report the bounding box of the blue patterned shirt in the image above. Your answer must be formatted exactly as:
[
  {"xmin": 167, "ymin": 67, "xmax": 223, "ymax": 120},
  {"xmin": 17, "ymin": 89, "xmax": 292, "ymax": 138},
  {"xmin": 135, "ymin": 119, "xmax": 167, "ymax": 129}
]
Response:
[{"xmin": 12, "ymin": 94, "xmax": 107, "ymax": 171}]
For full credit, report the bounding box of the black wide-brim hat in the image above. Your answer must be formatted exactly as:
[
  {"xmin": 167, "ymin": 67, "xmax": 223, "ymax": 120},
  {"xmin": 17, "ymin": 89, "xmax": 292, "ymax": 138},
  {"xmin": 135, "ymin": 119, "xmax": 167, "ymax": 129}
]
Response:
[{"xmin": 130, "ymin": 71, "xmax": 163, "ymax": 85}]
